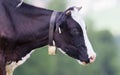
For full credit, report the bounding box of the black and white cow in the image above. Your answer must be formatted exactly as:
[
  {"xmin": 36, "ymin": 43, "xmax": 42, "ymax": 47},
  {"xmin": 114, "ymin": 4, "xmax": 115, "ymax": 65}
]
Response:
[{"xmin": 0, "ymin": 0, "xmax": 96, "ymax": 75}]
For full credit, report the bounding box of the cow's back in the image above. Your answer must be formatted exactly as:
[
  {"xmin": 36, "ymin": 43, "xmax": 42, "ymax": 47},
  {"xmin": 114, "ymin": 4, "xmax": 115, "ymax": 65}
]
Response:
[{"xmin": 3, "ymin": 0, "xmax": 21, "ymax": 7}]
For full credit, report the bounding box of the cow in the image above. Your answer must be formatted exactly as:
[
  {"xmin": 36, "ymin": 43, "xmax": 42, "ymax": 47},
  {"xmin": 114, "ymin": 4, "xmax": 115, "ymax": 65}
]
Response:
[{"xmin": 0, "ymin": 0, "xmax": 96, "ymax": 75}]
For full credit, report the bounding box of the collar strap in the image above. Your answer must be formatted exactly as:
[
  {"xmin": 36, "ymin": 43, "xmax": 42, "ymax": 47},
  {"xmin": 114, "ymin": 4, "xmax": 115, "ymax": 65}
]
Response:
[
  {"xmin": 49, "ymin": 11, "xmax": 58, "ymax": 46},
  {"xmin": 48, "ymin": 11, "xmax": 58, "ymax": 55}
]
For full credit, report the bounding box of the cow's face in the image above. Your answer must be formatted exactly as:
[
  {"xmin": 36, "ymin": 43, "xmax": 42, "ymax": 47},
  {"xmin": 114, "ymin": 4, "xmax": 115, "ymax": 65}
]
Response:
[{"xmin": 54, "ymin": 7, "xmax": 96, "ymax": 65}]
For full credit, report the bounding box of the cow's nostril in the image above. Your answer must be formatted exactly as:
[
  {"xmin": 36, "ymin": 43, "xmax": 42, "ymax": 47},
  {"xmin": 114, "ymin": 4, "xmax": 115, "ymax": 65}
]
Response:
[{"xmin": 89, "ymin": 55, "xmax": 96, "ymax": 63}]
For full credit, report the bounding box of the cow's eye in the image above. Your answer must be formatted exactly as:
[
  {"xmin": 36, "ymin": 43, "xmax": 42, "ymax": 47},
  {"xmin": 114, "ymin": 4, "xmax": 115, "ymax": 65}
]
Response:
[{"xmin": 70, "ymin": 28, "xmax": 79, "ymax": 35}]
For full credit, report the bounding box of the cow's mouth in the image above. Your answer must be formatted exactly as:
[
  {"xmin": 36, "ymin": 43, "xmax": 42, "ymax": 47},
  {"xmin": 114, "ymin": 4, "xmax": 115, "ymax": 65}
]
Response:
[{"xmin": 78, "ymin": 55, "xmax": 96, "ymax": 65}]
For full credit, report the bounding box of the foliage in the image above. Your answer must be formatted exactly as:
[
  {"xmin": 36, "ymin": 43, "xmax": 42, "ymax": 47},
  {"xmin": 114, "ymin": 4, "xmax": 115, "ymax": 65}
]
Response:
[{"xmin": 47, "ymin": 0, "xmax": 66, "ymax": 11}]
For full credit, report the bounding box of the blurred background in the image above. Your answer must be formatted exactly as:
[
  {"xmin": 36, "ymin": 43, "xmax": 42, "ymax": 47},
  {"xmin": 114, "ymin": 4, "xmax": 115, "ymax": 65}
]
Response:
[{"xmin": 14, "ymin": 0, "xmax": 120, "ymax": 75}]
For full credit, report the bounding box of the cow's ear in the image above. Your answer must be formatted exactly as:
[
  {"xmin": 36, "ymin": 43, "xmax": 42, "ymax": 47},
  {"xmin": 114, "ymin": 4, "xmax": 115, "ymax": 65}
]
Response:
[
  {"xmin": 65, "ymin": 10, "xmax": 71, "ymax": 16},
  {"xmin": 65, "ymin": 8, "xmax": 73, "ymax": 16},
  {"xmin": 65, "ymin": 6, "xmax": 82, "ymax": 16}
]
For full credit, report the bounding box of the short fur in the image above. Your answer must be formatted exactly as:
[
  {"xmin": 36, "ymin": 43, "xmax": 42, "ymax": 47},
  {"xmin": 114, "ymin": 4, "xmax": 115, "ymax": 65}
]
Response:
[{"xmin": 0, "ymin": 0, "xmax": 96, "ymax": 75}]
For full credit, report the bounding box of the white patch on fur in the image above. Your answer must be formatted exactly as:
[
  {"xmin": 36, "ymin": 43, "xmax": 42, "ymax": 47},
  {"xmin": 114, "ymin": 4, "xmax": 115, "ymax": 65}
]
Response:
[
  {"xmin": 58, "ymin": 27, "xmax": 62, "ymax": 34},
  {"xmin": 6, "ymin": 50, "xmax": 34, "ymax": 75},
  {"xmin": 71, "ymin": 8, "xmax": 96, "ymax": 60},
  {"xmin": 16, "ymin": 0, "xmax": 24, "ymax": 7},
  {"xmin": 58, "ymin": 48, "xmax": 67, "ymax": 56}
]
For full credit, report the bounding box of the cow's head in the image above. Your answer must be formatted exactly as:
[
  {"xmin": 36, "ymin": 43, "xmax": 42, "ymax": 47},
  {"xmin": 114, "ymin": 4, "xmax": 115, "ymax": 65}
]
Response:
[{"xmin": 53, "ymin": 7, "xmax": 96, "ymax": 65}]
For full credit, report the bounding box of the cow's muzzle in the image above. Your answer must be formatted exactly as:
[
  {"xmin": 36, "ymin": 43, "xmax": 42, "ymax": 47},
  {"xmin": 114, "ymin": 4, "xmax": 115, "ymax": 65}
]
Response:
[{"xmin": 81, "ymin": 55, "xmax": 96, "ymax": 65}]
